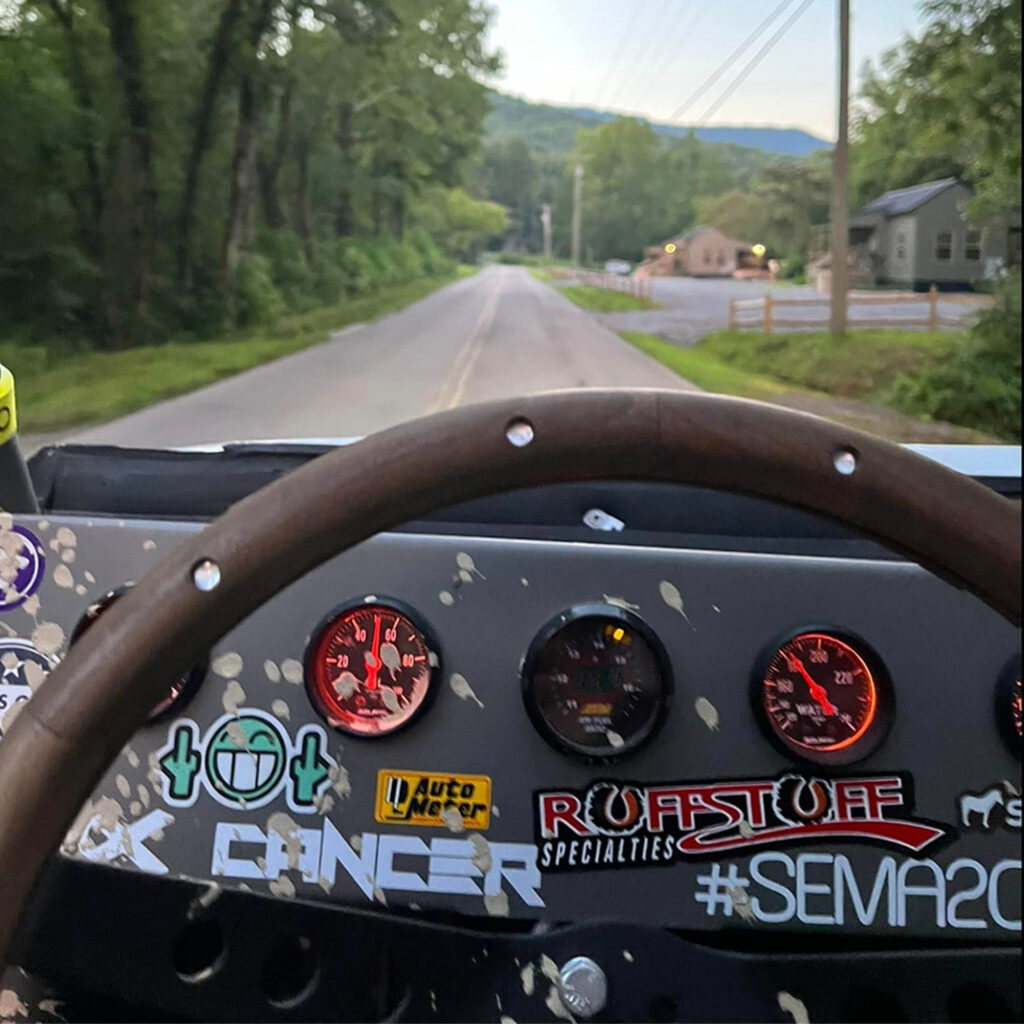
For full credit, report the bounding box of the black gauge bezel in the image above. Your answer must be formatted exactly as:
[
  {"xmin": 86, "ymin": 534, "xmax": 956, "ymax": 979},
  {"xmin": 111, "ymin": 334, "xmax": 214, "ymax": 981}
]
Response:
[
  {"xmin": 751, "ymin": 625, "xmax": 894, "ymax": 768},
  {"xmin": 70, "ymin": 584, "xmax": 207, "ymax": 723},
  {"xmin": 303, "ymin": 595, "xmax": 442, "ymax": 739},
  {"xmin": 995, "ymin": 655, "xmax": 1021, "ymax": 756},
  {"xmin": 521, "ymin": 603, "xmax": 673, "ymax": 763}
]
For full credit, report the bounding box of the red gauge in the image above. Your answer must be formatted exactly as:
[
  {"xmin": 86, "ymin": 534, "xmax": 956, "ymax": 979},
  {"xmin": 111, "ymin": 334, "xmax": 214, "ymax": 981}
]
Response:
[
  {"xmin": 71, "ymin": 586, "xmax": 205, "ymax": 720},
  {"xmin": 306, "ymin": 600, "xmax": 439, "ymax": 737},
  {"xmin": 756, "ymin": 630, "xmax": 891, "ymax": 765}
]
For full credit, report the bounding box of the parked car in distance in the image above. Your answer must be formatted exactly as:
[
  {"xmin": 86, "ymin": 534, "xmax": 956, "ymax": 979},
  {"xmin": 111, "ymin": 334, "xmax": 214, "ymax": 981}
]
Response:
[{"xmin": 603, "ymin": 259, "xmax": 632, "ymax": 275}]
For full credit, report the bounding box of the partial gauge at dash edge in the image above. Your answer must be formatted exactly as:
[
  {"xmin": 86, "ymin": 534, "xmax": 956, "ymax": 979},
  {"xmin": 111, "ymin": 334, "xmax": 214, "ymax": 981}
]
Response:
[
  {"xmin": 305, "ymin": 598, "xmax": 440, "ymax": 738},
  {"xmin": 70, "ymin": 585, "xmax": 207, "ymax": 721},
  {"xmin": 521, "ymin": 604, "xmax": 673, "ymax": 761}
]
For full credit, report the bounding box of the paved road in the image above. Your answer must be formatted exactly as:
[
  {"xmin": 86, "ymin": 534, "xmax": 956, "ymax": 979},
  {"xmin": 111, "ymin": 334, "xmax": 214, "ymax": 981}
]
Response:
[
  {"xmin": 67, "ymin": 266, "xmax": 694, "ymax": 449},
  {"xmin": 599, "ymin": 276, "xmax": 985, "ymax": 346}
]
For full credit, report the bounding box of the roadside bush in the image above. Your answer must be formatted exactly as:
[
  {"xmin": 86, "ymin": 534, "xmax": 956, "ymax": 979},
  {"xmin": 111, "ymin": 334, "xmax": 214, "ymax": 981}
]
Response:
[
  {"xmin": 883, "ymin": 272, "xmax": 1022, "ymax": 440},
  {"xmin": 408, "ymin": 227, "xmax": 453, "ymax": 277},
  {"xmin": 232, "ymin": 254, "xmax": 285, "ymax": 328},
  {"xmin": 779, "ymin": 254, "xmax": 805, "ymax": 280},
  {"xmin": 390, "ymin": 241, "xmax": 426, "ymax": 283},
  {"xmin": 257, "ymin": 228, "xmax": 316, "ymax": 311}
]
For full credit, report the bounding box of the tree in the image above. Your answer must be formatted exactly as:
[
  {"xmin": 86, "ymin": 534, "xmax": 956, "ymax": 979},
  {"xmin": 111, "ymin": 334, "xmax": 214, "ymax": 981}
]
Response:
[{"xmin": 853, "ymin": 0, "xmax": 1021, "ymax": 219}]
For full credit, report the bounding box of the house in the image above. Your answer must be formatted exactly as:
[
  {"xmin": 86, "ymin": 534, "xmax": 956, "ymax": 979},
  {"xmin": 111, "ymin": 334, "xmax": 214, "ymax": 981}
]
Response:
[
  {"xmin": 640, "ymin": 226, "xmax": 754, "ymax": 278},
  {"xmin": 848, "ymin": 178, "xmax": 1021, "ymax": 289}
]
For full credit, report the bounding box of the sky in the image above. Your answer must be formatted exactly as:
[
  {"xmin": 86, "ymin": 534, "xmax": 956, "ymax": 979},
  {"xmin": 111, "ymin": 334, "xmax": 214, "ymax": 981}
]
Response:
[{"xmin": 484, "ymin": 0, "xmax": 926, "ymax": 140}]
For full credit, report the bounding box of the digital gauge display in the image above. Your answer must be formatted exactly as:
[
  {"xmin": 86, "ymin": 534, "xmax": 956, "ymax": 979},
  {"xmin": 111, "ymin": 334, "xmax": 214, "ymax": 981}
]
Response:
[
  {"xmin": 756, "ymin": 630, "xmax": 892, "ymax": 765},
  {"xmin": 522, "ymin": 605, "xmax": 672, "ymax": 760},
  {"xmin": 305, "ymin": 599, "xmax": 439, "ymax": 737}
]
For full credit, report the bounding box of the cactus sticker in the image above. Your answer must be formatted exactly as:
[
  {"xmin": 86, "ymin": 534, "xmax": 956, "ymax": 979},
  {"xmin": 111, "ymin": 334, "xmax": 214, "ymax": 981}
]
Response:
[{"xmin": 158, "ymin": 709, "xmax": 334, "ymax": 813}]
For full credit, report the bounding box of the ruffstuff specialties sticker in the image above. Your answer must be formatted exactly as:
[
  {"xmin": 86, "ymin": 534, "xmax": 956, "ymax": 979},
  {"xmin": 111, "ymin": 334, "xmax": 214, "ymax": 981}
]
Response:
[
  {"xmin": 535, "ymin": 772, "xmax": 952, "ymax": 872},
  {"xmin": 375, "ymin": 769, "xmax": 491, "ymax": 829}
]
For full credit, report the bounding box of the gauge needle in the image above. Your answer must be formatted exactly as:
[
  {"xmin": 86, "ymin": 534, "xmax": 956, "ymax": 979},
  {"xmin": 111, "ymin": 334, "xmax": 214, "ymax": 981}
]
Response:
[
  {"xmin": 786, "ymin": 653, "xmax": 837, "ymax": 715},
  {"xmin": 364, "ymin": 615, "xmax": 382, "ymax": 691}
]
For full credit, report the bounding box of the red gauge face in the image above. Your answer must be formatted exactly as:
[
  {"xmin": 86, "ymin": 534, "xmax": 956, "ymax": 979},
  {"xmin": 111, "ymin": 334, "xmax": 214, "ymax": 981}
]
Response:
[
  {"xmin": 71, "ymin": 587, "xmax": 204, "ymax": 720},
  {"xmin": 998, "ymin": 658, "xmax": 1021, "ymax": 753},
  {"xmin": 306, "ymin": 602, "xmax": 437, "ymax": 737},
  {"xmin": 760, "ymin": 632, "xmax": 886, "ymax": 761},
  {"xmin": 1012, "ymin": 678, "xmax": 1022, "ymax": 741}
]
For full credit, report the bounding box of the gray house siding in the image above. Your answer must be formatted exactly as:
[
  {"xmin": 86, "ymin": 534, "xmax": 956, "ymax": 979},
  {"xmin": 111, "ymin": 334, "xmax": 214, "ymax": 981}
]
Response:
[
  {"xmin": 909, "ymin": 182, "xmax": 980, "ymax": 286},
  {"xmin": 886, "ymin": 214, "xmax": 917, "ymax": 284}
]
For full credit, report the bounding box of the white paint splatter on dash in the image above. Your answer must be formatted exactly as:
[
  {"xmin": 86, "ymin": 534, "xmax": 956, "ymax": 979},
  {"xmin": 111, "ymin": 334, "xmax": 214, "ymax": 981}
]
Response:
[
  {"xmin": 450, "ymin": 673, "xmax": 484, "ymax": 708},
  {"xmin": 438, "ymin": 590, "xmax": 455, "ymax": 606},
  {"xmin": 778, "ymin": 991, "xmax": 810, "ymax": 1024},
  {"xmin": 603, "ymin": 594, "xmax": 640, "ymax": 611},
  {"xmin": 222, "ymin": 679, "xmax": 246, "ymax": 715},
  {"xmin": 694, "ymin": 696, "xmax": 720, "ymax": 731},
  {"xmin": 606, "ymin": 730, "xmax": 625, "ymax": 748},
  {"xmin": 212, "ymin": 651, "xmax": 243, "ymax": 679},
  {"xmin": 659, "ymin": 579, "xmax": 696, "ymax": 629},
  {"xmin": 271, "ymin": 698, "xmax": 290, "ymax": 721},
  {"xmin": 281, "ymin": 659, "xmax": 304, "ymax": 684},
  {"xmin": 264, "ymin": 659, "xmax": 281, "ymax": 683},
  {"xmin": 484, "ymin": 889, "xmax": 509, "ymax": 917}
]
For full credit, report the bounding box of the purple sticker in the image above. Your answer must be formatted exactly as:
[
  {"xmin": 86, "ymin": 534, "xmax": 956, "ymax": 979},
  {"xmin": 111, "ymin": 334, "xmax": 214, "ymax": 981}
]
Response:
[{"xmin": 0, "ymin": 525, "xmax": 46, "ymax": 612}]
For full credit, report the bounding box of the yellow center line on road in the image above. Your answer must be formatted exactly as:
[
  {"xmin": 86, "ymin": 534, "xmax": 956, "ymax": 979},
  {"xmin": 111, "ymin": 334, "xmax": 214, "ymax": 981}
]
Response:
[{"xmin": 425, "ymin": 271, "xmax": 505, "ymax": 414}]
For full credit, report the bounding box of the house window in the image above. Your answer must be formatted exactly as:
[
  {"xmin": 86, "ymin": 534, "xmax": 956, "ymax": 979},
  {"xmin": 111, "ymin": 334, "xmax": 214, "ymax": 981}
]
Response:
[
  {"xmin": 703, "ymin": 251, "xmax": 711, "ymax": 265},
  {"xmin": 964, "ymin": 228, "xmax": 983, "ymax": 261},
  {"xmin": 935, "ymin": 231, "xmax": 953, "ymax": 261},
  {"xmin": 717, "ymin": 250, "xmax": 726, "ymax": 265},
  {"xmin": 896, "ymin": 233, "xmax": 906, "ymax": 260}
]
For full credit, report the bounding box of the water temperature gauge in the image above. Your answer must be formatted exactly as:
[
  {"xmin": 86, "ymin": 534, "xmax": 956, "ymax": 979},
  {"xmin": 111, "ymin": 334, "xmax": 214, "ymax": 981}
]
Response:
[{"xmin": 755, "ymin": 629, "xmax": 893, "ymax": 765}]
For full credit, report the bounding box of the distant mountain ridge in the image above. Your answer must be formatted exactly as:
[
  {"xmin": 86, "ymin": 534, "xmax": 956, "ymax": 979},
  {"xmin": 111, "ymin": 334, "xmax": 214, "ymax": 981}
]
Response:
[{"xmin": 485, "ymin": 92, "xmax": 831, "ymax": 158}]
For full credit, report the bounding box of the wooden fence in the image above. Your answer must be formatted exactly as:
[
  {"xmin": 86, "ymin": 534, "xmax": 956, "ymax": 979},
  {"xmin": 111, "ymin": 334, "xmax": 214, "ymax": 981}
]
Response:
[
  {"xmin": 573, "ymin": 270, "xmax": 653, "ymax": 302},
  {"xmin": 728, "ymin": 285, "xmax": 992, "ymax": 333}
]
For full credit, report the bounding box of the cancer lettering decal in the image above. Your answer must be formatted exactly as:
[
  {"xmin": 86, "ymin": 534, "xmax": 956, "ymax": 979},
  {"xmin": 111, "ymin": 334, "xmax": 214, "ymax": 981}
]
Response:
[{"xmin": 535, "ymin": 772, "xmax": 952, "ymax": 872}]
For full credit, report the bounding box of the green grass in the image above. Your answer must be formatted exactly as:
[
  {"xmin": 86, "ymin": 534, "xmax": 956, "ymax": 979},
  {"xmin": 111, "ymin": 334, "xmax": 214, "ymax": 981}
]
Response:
[
  {"xmin": 9, "ymin": 270, "xmax": 475, "ymax": 433},
  {"xmin": 621, "ymin": 332, "xmax": 803, "ymax": 403},
  {"xmin": 694, "ymin": 328, "xmax": 962, "ymax": 402},
  {"xmin": 556, "ymin": 284, "xmax": 661, "ymax": 313}
]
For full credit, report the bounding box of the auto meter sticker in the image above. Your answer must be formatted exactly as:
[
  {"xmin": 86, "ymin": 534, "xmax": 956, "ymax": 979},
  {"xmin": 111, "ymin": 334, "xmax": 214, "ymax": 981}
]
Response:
[
  {"xmin": 958, "ymin": 781, "xmax": 1021, "ymax": 832},
  {"xmin": 692, "ymin": 852, "xmax": 1020, "ymax": 932},
  {"xmin": 0, "ymin": 525, "xmax": 45, "ymax": 612},
  {"xmin": 209, "ymin": 819, "xmax": 544, "ymax": 907},
  {"xmin": 158, "ymin": 709, "xmax": 335, "ymax": 813},
  {"xmin": 535, "ymin": 772, "xmax": 952, "ymax": 872},
  {"xmin": 0, "ymin": 638, "xmax": 50, "ymax": 738},
  {"xmin": 375, "ymin": 769, "xmax": 491, "ymax": 829}
]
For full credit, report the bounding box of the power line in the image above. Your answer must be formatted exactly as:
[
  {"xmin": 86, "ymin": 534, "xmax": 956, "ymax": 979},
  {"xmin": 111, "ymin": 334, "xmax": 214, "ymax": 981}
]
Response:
[
  {"xmin": 697, "ymin": 0, "xmax": 817, "ymax": 126},
  {"xmin": 623, "ymin": 0, "xmax": 702, "ymax": 113},
  {"xmin": 593, "ymin": 1, "xmax": 650, "ymax": 109},
  {"xmin": 606, "ymin": 0, "xmax": 678, "ymax": 111},
  {"xmin": 667, "ymin": 0, "xmax": 798, "ymax": 123}
]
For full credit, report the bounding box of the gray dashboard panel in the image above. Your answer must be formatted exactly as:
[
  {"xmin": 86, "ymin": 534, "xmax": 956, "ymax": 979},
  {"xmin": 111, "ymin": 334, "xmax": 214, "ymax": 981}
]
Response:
[{"xmin": 1, "ymin": 514, "xmax": 1020, "ymax": 941}]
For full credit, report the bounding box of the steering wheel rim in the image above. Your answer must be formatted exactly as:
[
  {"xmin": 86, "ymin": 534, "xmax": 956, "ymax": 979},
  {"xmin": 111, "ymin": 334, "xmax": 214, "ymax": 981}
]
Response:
[{"xmin": 0, "ymin": 388, "xmax": 1020, "ymax": 970}]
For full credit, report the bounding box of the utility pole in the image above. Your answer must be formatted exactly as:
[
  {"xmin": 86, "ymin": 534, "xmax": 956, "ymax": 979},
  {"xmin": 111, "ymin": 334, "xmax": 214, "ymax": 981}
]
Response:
[
  {"xmin": 829, "ymin": 0, "xmax": 850, "ymax": 336},
  {"xmin": 541, "ymin": 203, "xmax": 552, "ymax": 260},
  {"xmin": 571, "ymin": 164, "xmax": 583, "ymax": 270}
]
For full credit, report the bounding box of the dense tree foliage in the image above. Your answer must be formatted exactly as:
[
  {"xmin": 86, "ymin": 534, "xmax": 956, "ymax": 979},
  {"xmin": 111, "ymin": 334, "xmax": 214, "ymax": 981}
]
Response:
[
  {"xmin": 0, "ymin": 0, "xmax": 503, "ymax": 348},
  {"xmin": 852, "ymin": 0, "xmax": 1021, "ymax": 219}
]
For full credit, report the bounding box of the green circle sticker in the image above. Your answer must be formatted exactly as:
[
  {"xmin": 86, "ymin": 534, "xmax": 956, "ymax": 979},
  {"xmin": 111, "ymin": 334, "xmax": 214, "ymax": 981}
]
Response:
[{"xmin": 204, "ymin": 714, "xmax": 288, "ymax": 805}]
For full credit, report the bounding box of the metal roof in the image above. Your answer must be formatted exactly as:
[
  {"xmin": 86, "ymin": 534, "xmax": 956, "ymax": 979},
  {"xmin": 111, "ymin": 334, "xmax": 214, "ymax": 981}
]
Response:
[{"xmin": 861, "ymin": 177, "xmax": 961, "ymax": 217}]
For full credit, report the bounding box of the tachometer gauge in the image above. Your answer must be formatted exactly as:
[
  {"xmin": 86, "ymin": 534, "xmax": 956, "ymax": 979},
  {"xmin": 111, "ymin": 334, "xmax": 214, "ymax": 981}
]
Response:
[
  {"xmin": 522, "ymin": 604, "xmax": 672, "ymax": 761},
  {"xmin": 755, "ymin": 630, "xmax": 892, "ymax": 766},
  {"xmin": 305, "ymin": 599, "xmax": 439, "ymax": 737},
  {"xmin": 996, "ymin": 656, "xmax": 1021, "ymax": 755}
]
